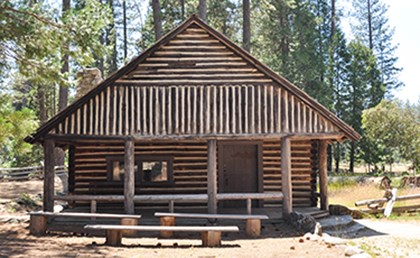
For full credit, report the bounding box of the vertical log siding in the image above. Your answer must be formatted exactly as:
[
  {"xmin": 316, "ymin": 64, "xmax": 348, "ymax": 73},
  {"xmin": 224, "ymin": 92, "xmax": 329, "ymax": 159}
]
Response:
[{"xmin": 54, "ymin": 85, "xmax": 339, "ymax": 137}]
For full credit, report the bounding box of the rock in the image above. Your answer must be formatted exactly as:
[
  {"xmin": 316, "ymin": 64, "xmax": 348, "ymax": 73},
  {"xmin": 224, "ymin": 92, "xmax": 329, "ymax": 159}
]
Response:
[
  {"xmin": 329, "ymin": 204, "xmax": 351, "ymax": 216},
  {"xmin": 314, "ymin": 222, "xmax": 323, "ymax": 236},
  {"xmin": 323, "ymin": 235, "xmax": 347, "ymax": 245},
  {"xmin": 289, "ymin": 211, "xmax": 316, "ymax": 233},
  {"xmin": 345, "ymin": 246, "xmax": 364, "ymax": 256},
  {"xmin": 290, "ymin": 246, "xmax": 295, "ymax": 250},
  {"xmin": 303, "ymin": 232, "xmax": 312, "ymax": 240},
  {"xmin": 299, "ymin": 238, "xmax": 304, "ymax": 243}
]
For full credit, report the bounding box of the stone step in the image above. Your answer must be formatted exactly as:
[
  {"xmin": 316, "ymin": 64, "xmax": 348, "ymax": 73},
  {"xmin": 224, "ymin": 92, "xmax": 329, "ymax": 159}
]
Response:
[
  {"xmin": 317, "ymin": 215, "xmax": 354, "ymax": 230},
  {"xmin": 324, "ymin": 222, "xmax": 367, "ymax": 238}
]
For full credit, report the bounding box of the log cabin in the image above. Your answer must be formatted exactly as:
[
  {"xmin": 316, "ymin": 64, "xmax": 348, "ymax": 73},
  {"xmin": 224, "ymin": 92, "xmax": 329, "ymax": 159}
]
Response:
[{"xmin": 25, "ymin": 15, "xmax": 360, "ymax": 218}]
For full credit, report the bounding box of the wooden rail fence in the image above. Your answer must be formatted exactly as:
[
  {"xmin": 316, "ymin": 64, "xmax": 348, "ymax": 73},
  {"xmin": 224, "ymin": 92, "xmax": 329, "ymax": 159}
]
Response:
[{"xmin": 0, "ymin": 166, "xmax": 67, "ymax": 181}]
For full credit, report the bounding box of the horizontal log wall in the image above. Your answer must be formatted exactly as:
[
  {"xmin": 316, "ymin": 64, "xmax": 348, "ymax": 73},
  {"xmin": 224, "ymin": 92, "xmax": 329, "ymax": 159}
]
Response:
[
  {"xmin": 54, "ymin": 85, "xmax": 339, "ymax": 137},
  {"xmin": 71, "ymin": 140, "xmax": 317, "ymax": 208},
  {"xmin": 263, "ymin": 139, "xmax": 317, "ymax": 207}
]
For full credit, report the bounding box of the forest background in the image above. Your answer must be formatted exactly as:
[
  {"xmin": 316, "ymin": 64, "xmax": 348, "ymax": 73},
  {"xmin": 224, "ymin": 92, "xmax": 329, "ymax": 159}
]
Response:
[{"xmin": 0, "ymin": 0, "xmax": 418, "ymax": 174}]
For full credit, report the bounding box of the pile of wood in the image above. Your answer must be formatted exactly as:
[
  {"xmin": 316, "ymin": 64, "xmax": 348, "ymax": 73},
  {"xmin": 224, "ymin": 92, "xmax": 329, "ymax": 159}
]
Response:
[{"xmin": 400, "ymin": 176, "xmax": 420, "ymax": 188}]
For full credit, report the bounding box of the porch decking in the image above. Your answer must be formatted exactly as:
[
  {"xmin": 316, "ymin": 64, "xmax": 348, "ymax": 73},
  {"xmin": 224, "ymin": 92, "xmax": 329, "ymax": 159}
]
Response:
[{"xmin": 46, "ymin": 206, "xmax": 329, "ymax": 235}]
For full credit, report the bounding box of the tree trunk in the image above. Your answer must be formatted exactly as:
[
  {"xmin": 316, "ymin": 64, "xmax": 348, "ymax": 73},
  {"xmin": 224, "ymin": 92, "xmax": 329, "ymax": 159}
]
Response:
[
  {"xmin": 37, "ymin": 85, "xmax": 47, "ymax": 124},
  {"xmin": 367, "ymin": 0, "xmax": 373, "ymax": 50},
  {"xmin": 106, "ymin": 0, "xmax": 118, "ymax": 74},
  {"xmin": 242, "ymin": 0, "xmax": 251, "ymax": 52},
  {"xmin": 59, "ymin": 0, "xmax": 70, "ymax": 112},
  {"xmin": 198, "ymin": 0, "xmax": 206, "ymax": 21},
  {"xmin": 152, "ymin": 0, "xmax": 163, "ymax": 40},
  {"xmin": 180, "ymin": 0, "xmax": 185, "ymax": 19},
  {"xmin": 327, "ymin": 144, "xmax": 332, "ymax": 173},
  {"xmin": 349, "ymin": 141, "xmax": 355, "ymax": 173},
  {"xmin": 331, "ymin": 0, "xmax": 335, "ymax": 39},
  {"xmin": 123, "ymin": 0, "xmax": 127, "ymax": 61},
  {"xmin": 334, "ymin": 143, "xmax": 341, "ymax": 173}
]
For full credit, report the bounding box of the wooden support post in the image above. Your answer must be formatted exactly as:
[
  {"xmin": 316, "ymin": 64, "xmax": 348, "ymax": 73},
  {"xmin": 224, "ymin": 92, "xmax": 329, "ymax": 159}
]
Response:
[
  {"xmin": 201, "ymin": 231, "xmax": 222, "ymax": 247},
  {"xmin": 105, "ymin": 229, "xmax": 122, "ymax": 246},
  {"xmin": 319, "ymin": 140, "xmax": 329, "ymax": 210},
  {"xmin": 207, "ymin": 139, "xmax": 217, "ymax": 214},
  {"xmin": 121, "ymin": 218, "xmax": 139, "ymax": 236},
  {"xmin": 281, "ymin": 137, "xmax": 292, "ymax": 218},
  {"xmin": 43, "ymin": 139, "xmax": 55, "ymax": 212},
  {"xmin": 246, "ymin": 199, "xmax": 252, "ymax": 214},
  {"xmin": 29, "ymin": 214, "xmax": 47, "ymax": 236},
  {"xmin": 169, "ymin": 200, "xmax": 174, "ymax": 213},
  {"xmin": 159, "ymin": 216, "xmax": 175, "ymax": 238},
  {"xmin": 91, "ymin": 200, "xmax": 97, "ymax": 221},
  {"xmin": 246, "ymin": 219, "xmax": 261, "ymax": 237},
  {"xmin": 124, "ymin": 138, "xmax": 135, "ymax": 214}
]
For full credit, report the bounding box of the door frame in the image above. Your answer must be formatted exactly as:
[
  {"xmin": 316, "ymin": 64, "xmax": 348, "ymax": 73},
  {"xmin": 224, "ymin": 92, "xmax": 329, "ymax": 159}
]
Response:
[{"xmin": 217, "ymin": 140, "xmax": 264, "ymax": 195}]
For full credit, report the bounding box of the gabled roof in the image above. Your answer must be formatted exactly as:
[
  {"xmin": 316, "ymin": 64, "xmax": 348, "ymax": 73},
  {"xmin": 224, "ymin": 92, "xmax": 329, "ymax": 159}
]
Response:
[{"xmin": 25, "ymin": 15, "xmax": 360, "ymax": 144}]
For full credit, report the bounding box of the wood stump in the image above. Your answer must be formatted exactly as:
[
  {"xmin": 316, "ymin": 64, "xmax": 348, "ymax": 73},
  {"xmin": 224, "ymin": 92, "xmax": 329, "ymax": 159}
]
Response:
[
  {"xmin": 105, "ymin": 229, "xmax": 122, "ymax": 246},
  {"xmin": 159, "ymin": 216, "xmax": 175, "ymax": 238},
  {"xmin": 246, "ymin": 219, "xmax": 261, "ymax": 237},
  {"xmin": 201, "ymin": 231, "xmax": 221, "ymax": 247},
  {"xmin": 29, "ymin": 214, "xmax": 47, "ymax": 236},
  {"xmin": 120, "ymin": 218, "xmax": 139, "ymax": 236}
]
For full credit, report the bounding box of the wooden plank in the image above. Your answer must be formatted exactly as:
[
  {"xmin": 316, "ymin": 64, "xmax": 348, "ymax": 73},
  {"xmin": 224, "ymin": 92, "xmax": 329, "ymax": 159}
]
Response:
[
  {"xmin": 29, "ymin": 211, "xmax": 141, "ymax": 219},
  {"xmin": 43, "ymin": 139, "xmax": 55, "ymax": 212},
  {"xmin": 154, "ymin": 212, "xmax": 268, "ymax": 220},
  {"xmin": 207, "ymin": 139, "xmax": 217, "ymax": 214},
  {"xmin": 281, "ymin": 137, "xmax": 292, "ymax": 217},
  {"xmin": 85, "ymin": 225, "xmax": 239, "ymax": 232},
  {"xmin": 124, "ymin": 138, "xmax": 135, "ymax": 214},
  {"xmin": 319, "ymin": 140, "xmax": 328, "ymax": 210}
]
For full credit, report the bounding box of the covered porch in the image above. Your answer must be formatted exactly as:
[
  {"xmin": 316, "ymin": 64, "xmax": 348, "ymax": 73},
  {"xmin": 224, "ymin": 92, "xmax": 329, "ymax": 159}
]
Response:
[{"xmin": 42, "ymin": 134, "xmax": 333, "ymax": 219}]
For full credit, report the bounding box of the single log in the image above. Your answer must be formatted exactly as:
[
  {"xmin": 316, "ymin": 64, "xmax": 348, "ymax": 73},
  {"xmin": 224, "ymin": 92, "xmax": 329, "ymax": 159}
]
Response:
[
  {"xmin": 207, "ymin": 139, "xmax": 217, "ymax": 214},
  {"xmin": 245, "ymin": 219, "xmax": 261, "ymax": 237},
  {"xmin": 355, "ymin": 194, "xmax": 420, "ymax": 207},
  {"xmin": 29, "ymin": 214, "xmax": 47, "ymax": 236},
  {"xmin": 159, "ymin": 216, "xmax": 175, "ymax": 238},
  {"xmin": 319, "ymin": 140, "xmax": 328, "ymax": 210},
  {"xmin": 201, "ymin": 231, "xmax": 222, "ymax": 247},
  {"xmin": 43, "ymin": 139, "xmax": 55, "ymax": 212},
  {"xmin": 121, "ymin": 218, "xmax": 139, "ymax": 236},
  {"xmin": 124, "ymin": 138, "xmax": 135, "ymax": 214},
  {"xmin": 105, "ymin": 229, "xmax": 122, "ymax": 246},
  {"xmin": 281, "ymin": 137, "xmax": 292, "ymax": 218}
]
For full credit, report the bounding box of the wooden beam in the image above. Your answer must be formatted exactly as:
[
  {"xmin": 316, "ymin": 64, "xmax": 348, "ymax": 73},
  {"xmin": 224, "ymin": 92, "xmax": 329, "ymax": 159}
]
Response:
[
  {"xmin": 124, "ymin": 138, "xmax": 135, "ymax": 214},
  {"xmin": 207, "ymin": 139, "xmax": 217, "ymax": 214},
  {"xmin": 281, "ymin": 137, "xmax": 292, "ymax": 218},
  {"xmin": 43, "ymin": 139, "xmax": 55, "ymax": 212},
  {"xmin": 319, "ymin": 140, "xmax": 328, "ymax": 210}
]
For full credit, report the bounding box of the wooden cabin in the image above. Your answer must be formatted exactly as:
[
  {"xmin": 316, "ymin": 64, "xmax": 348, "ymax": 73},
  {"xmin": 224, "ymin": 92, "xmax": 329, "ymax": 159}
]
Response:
[{"xmin": 25, "ymin": 15, "xmax": 360, "ymax": 218}]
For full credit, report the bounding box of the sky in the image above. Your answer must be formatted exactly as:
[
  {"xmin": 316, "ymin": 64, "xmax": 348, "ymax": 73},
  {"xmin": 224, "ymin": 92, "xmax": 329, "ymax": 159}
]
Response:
[{"xmin": 377, "ymin": 0, "xmax": 420, "ymax": 103}]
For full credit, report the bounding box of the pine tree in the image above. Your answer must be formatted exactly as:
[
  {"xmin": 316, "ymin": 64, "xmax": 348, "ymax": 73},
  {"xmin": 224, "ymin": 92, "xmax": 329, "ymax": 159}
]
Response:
[{"xmin": 352, "ymin": 0, "xmax": 402, "ymax": 95}]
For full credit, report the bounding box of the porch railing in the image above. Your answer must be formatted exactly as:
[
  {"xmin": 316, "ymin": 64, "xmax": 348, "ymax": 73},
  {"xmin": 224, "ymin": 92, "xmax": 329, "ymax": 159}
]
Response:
[{"xmin": 54, "ymin": 192, "xmax": 283, "ymax": 214}]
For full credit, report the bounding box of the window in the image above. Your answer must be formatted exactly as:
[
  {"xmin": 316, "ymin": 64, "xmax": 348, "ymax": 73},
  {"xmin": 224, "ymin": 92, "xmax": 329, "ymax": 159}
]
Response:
[
  {"xmin": 138, "ymin": 156, "xmax": 173, "ymax": 185},
  {"xmin": 107, "ymin": 156, "xmax": 173, "ymax": 185}
]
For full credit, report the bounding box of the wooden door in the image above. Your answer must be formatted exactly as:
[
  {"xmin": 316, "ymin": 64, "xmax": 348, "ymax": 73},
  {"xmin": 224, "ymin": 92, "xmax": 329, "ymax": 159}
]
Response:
[{"xmin": 218, "ymin": 142, "xmax": 261, "ymax": 207}]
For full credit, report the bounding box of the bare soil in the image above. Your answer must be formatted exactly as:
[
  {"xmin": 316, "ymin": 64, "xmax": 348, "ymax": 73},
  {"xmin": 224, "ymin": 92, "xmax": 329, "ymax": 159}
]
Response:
[{"xmin": 1, "ymin": 178, "xmax": 419, "ymax": 257}]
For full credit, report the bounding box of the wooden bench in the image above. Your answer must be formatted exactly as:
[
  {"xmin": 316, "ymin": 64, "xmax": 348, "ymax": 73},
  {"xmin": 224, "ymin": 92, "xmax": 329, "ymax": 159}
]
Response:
[
  {"xmin": 84, "ymin": 224, "xmax": 239, "ymax": 247},
  {"xmin": 29, "ymin": 211, "xmax": 141, "ymax": 236},
  {"xmin": 154, "ymin": 212, "xmax": 269, "ymax": 238}
]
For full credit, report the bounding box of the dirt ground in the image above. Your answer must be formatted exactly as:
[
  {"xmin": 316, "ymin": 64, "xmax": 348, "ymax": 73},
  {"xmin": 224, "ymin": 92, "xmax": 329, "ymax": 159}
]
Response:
[{"xmin": 1, "ymin": 179, "xmax": 420, "ymax": 257}]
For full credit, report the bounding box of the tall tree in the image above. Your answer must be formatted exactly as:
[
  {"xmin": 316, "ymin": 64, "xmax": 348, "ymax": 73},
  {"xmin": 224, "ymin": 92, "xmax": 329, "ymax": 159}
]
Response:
[
  {"xmin": 352, "ymin": 0, "xmax": 402, "ymax": 94},
  {"xmin": 123, "ymin": 0, "xmax": 127, "ymax": 61},
  {"xmin": 58, "ymin": 0, "xmax": 70, "ymax": 112},
  {"xmin": 242, "ymin": 0, "xmax": 250, "ymax": 52},
  {"xmin": 152, "ymin": 0, "xmax": 163, "ymax": 40},
  {"xmin": 343, "ymin": 40, "xmax": 382, "ymax": 172},
  {"xmin": 198, "ymin": 0, "xmax": 206, "ymax": 21}
]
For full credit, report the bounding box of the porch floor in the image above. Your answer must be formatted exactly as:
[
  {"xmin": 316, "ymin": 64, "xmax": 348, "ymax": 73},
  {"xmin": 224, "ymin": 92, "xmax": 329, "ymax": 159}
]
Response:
[{"xmin": 47, "ymin": 206, "xmax": 329, "ymax": 234}]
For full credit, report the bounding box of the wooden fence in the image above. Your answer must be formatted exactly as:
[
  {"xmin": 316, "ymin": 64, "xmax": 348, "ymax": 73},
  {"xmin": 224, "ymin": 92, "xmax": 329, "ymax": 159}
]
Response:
[{"xmin": 0, "ymin": 165, "xmax": 67, "ymax": 181}]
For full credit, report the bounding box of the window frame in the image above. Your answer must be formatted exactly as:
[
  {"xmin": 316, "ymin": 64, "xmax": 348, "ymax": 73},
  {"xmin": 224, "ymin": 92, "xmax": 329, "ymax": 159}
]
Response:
[{"xmin": 106, "ymin": 155, "xmax": 174, "ymax": 186}]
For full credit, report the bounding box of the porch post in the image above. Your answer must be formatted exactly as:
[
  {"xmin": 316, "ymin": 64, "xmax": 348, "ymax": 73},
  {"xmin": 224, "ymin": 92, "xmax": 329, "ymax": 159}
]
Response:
[
  {"xmin": 281, "ymin": 137, "xmax": 292, "ymax": 218},
  {"xmin": 207, "ymin": 139, "xmax": 217, "ymax": 214},
  {"xmin": 43, "ymin": 138, "xmax": 55, "ymax": 212},
  {"xmin": 319, "ymin": 140, "xmax": 329, "ymax": 210},
  {"xmin": 124, "ymin": 137, "xmax": 135, "ymax": 214}
]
